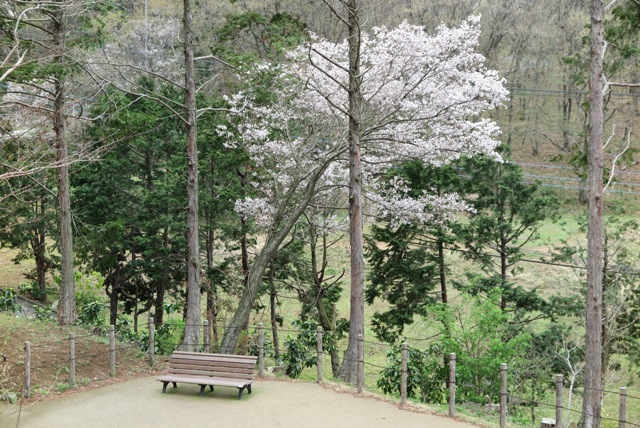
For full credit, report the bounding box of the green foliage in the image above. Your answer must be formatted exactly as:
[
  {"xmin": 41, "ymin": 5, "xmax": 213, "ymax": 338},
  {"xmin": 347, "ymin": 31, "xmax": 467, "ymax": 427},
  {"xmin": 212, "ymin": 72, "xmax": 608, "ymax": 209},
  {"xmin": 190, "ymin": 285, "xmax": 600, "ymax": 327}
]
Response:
[
  {"xmin": 213, "ymin": 12, "xmax": 308, "ymax": 66},
  {"xmin": 454, "ymin": 150, "xmax": 562, "ymax": 316},
  {"xmin": 139, "ymin": 320, "xmax": 185, "ymax": 356},
  {"xmin": 74, "ymin": 80, "xmax": 190, "ymax": 321},
  {"xmin": 366, "ymin": 222, "xmax": 439, "ymax": 342},
  {"xmin": 114, "ymin": 317, "xmax": 139, "ymax": 343},
  {"xmin": 377, "ymin": 343, "xmax": 448, "ymax": 403},
  {"xmin": 74, "ymin": 271, "xmax": 105, "ymax": 309},
  {"xmin": 0, "ymin": 288, "xmax": 19, "ymax": 314},
  {"xmin": 435, "ymin": 292, "xmax": 531, "ymax": 404},
  {"xmin": 366, "ymin": 160, "xmax": 461, "ymax": 342},
  {"xmin": 282, "ymin": 319, "xmax": 337, "ymax": 378},
  {"xmin": 17, "ymin": 282, "xmax": 46, "ymax": 302},
  {"xmin": 78, "ymin": 300, "xmax": 106, "ymax": 327},
  {"xmin": 56, "ymin": 382, "xmax": 74, "ymax": 393},
  {"xmin": 33, "ymin": 305, "xmax": 53, "ymax": 322}
]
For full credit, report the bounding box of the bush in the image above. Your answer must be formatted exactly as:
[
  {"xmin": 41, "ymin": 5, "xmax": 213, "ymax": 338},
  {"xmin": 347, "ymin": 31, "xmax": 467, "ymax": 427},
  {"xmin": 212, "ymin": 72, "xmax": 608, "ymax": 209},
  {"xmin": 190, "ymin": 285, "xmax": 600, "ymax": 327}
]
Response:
[
  {"xmin": 17, "ymin": 281, "xmax": 47, "ymax": 302},
  {"xmin": 34, "ymin": 304, "xmax": 54, "ymax": 322},
  {"xmin": 377, "ymin": 343, "xmax": 448, "ymax": 404},
  {"xmin": 0, "ymin": 288, "xmax": 19, "ymax": 314},
  {"xmin": 78, "ymin": 300, "xmax": 106, "ymax": 327},
  {"xmin": 281, "ymin": 319, "xmax": 338, "ymax": 379},
  {"xmin": 139, "ymin": 320, "xmax": 185, "ymax": 355}
]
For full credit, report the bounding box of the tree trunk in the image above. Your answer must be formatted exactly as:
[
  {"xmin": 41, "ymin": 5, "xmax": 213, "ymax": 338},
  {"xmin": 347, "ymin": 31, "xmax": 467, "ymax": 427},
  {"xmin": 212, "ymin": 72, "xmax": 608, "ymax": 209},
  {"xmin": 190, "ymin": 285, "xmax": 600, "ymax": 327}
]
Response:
[
  {"xmin": 53, "ymin": 3, "xmax": 75, "ymax": 325},
  {"xmin": 339, "ymin": 0, "xmax": 364, "ymax": 385},
  {"xmin": 205, "ymin": 221, "xmax": 219, "ymax": 349},
  {"xmin": 500, "ymin": 238, "xmax": 508, "ymax": 311},
  {"xmin": 269, "ymin": 277, "xmax": 280, "ymax": 360},
  {"xmin": 218, "ymin": 159, "xmax": 338, "ymax": 353},
  {"xmin": 31, "ymin": 198, "xmax": 48, "ymax": 301},
  {"xmin": 581, "ymin": 1, "xmax": 605, "ymax": 426},
  {"xmin": 181, "ymin": 0, "xmax": 201, "ymax": 351},
  {"xmin": 437, "ymin": 239, "xmax": 447, "ymax": 304}
]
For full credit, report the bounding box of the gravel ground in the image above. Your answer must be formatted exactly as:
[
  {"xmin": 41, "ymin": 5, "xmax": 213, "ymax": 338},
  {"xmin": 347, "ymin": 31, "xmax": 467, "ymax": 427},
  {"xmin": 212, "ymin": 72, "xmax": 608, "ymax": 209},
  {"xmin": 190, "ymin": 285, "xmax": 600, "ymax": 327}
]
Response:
[{"xmin": 0, "ymin": 376, "xmax": 483, "ymax": 428}]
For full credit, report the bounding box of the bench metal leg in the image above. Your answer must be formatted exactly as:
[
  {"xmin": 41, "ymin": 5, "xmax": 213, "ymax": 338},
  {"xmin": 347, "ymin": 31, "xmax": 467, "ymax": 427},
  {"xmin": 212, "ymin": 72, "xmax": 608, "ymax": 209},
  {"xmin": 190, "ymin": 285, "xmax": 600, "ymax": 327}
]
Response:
[
  {"xmin": 162, "ymin": 382, "xmax": 169, "ymax": 393},
  {"xmin": 247, "ymin": 384, "xmax": 252, "ymax": 394},
  {"xmin": 209, "ymin": 385, "xmax": 214, "ymax": 392},
  {"xmin": 238, "ymin": 387, "xmax": 244, "ymax": 399},
  {"xmin": 172, "ymin": 382, "xmax": 177, "ymax": 388},
  {"xmin": 199, "ymin": 385, "xmax": 206, "ymax": 396}
]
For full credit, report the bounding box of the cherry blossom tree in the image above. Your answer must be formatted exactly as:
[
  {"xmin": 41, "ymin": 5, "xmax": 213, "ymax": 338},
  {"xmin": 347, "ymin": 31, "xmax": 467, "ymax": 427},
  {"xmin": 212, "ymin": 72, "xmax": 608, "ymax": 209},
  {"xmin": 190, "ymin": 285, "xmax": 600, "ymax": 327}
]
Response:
[{"xmin": 218, "ymin": 16, "xmax": 508, "ymax": 362}]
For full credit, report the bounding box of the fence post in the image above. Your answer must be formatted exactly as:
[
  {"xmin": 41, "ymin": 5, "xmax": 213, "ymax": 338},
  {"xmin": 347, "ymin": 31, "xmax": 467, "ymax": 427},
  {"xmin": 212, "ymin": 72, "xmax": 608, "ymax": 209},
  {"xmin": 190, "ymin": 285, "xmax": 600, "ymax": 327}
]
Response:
[
  {"xmin": 148, "ymin": 317, "xmax": 154, "ymax": 367},
  {"xmin": 357, "ymin": 333, "xmax": 364, "ymax": 394},
  {"xmin": 316, "ymin": 326, "xmax": 323, "ymax": 383},
  {"xmin": 400, "ymin": 343, "xmax": 408, "ymax": 405},
  {"xmin": 449, "ymin": 353, "xmax": 456, "ymax": 417},
  {"xmin": 555, "ymin": 374, "xmax": 563, "ymax": 428},
  {"xmin": 69, "ymin": 333, "xmax": 76, "ymax": 386},
  {"xmin": 109, "ymin": 325, "xmax": 116, "ymax": 377},
  {"xmin": 24, "ymin": 341, "xmax": 30, "ymax": 398},
  {"xmin": 619, "ymin": 386, "xmax": 627, "ymax": 428},
  {"xmin": 203, "ymin": 320, "xmax": 210, "ymax": 353},
  {"xmin": 258, "ymin": 323, "xmax": 264, "ymax": 378},
  {"xmin": 500, "ymin": 363, "xmax": 507, "ymax": 428}
]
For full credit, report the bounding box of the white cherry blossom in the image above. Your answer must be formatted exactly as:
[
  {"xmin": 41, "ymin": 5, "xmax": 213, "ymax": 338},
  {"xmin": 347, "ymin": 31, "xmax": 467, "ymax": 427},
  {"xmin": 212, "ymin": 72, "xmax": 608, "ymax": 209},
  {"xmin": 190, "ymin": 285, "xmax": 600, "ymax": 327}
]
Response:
[{"xmin": 222, "ymin": 16, "xmax": 508, "ymax": 226}]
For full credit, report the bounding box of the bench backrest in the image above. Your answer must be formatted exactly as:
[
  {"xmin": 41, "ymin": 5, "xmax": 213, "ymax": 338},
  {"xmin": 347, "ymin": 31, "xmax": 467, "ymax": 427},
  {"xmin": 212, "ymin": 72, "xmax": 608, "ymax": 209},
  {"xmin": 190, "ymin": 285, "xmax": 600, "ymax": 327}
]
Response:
[{"xmin": 168, "ymin": 351, "xmax": 257, "ymax": 380}]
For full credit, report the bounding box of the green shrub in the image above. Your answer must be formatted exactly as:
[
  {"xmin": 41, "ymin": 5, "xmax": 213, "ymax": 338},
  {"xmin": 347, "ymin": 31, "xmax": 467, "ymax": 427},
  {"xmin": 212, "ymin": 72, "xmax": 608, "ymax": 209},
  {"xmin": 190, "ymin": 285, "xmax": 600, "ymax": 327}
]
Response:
[
  {"xmin": 17, "ymin": 281, "xmax": 46, "ymax": 301},
  {"xmin": 139, "ymin": 320, "xmax": 185, "ymax": 355},
  {"xmin": 281, "ymin": 319, "xmax": 338, "ymax": 379},
  {"xmin": 34, "ymin": 304, "xmax": 54, "ymax": 322},
  {"xmin": 0, "ymin": 288, "xmax": 19, "ymax": 314},
  {"xmin": 377, "ymin": 343, "xmax": 448, "ymax": 403},
  {"xmin": 78, "ymin": 300, "xmax": 106, "ymax": 328}
]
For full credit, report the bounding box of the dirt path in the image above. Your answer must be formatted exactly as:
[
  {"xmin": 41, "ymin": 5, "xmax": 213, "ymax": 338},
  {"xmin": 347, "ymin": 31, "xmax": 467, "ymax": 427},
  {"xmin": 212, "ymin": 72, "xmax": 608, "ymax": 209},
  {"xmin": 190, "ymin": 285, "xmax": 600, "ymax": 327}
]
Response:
[{"xmin": 1, "ymin": 377, "xmax": 483, "ymax": 428}]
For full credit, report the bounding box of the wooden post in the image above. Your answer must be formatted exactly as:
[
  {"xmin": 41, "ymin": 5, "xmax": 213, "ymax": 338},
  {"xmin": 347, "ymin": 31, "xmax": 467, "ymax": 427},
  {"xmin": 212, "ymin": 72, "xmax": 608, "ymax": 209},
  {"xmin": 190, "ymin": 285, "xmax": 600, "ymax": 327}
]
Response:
[
  {"xmin": 316, "ymin": 326, "xmax": 323, "ymax": 383},
  {"xmin": 400, "ymin": 343, "xmax": 407, "ymax": 405},
  {"xmin": 500, "ymin": 363, "xmax": 508, "ymax": 428},
  {"xmin": 109, "ymin": 325, "xmax": 116, "ymax": 377},
  {"xmin": 357, "ymin": 333, "xmax": 364, "ymax": 394},
  {"xmin": 449, "ymin": 353, "xmax": 456, "ymax": 417},
  {"xmin": 258, "ymin": 323, "xmax": 264, "ymax": 378},
  {"xmin": 24, "ymin": 341, "xmax": 31, "ymax": 398},
  {"xmin": 69, "ymin": 333, "xmax": 76, "ymax": 386},
  {"xmin": 148, "ymin": 317, "xmax": 154, "ymax": 367},
  {"xmin": 619, "ymin": 386, "xmax": 627, "ymax": 428},
  {"xmin": 555, "ymin": 374, "xmax": 563, "ymax": 428},
  {"xmin": 203, "ymin": 320, "xmax": 210, "ymax": 353}
]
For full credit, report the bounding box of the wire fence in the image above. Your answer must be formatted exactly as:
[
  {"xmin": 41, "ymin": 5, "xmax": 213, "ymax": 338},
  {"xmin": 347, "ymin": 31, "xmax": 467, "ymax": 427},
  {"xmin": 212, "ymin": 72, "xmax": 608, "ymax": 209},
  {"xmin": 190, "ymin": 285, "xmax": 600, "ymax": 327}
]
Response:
[{"xmin": 2, "ymin": 321, "xmax": 639, "ymax": 428}]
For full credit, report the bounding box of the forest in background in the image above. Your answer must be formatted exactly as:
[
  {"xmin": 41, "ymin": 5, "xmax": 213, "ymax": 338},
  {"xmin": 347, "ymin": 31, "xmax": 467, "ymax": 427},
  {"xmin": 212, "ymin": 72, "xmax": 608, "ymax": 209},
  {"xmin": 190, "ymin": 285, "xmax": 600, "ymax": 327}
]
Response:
[{"xmin": 1, "ymin": 1, "xmax": 640, "ymax": 426}]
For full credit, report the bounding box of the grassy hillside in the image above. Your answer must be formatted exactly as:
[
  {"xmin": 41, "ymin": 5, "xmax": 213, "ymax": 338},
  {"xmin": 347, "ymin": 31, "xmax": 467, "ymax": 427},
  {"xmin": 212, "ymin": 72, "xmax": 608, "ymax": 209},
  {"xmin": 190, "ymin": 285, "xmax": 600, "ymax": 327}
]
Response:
[{"xmin": 0, "ymin": 313, "xmax": 155, "ymax": 404}]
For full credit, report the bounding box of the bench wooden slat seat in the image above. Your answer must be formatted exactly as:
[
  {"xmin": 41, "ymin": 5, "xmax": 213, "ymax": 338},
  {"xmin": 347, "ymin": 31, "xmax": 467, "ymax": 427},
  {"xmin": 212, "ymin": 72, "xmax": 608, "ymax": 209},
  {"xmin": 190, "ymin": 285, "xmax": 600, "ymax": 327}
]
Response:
[{"xmin": 157, "ymin": 351, "xmax": 258, "ymax": 399}]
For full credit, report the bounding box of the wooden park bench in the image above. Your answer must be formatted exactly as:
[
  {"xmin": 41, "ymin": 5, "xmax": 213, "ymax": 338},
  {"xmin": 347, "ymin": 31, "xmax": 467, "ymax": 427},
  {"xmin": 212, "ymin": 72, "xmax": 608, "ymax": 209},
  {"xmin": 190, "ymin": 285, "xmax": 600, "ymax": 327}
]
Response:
[{"xmin": 157, "ymin": 351, "xmax": 258, "ymax": 399}]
